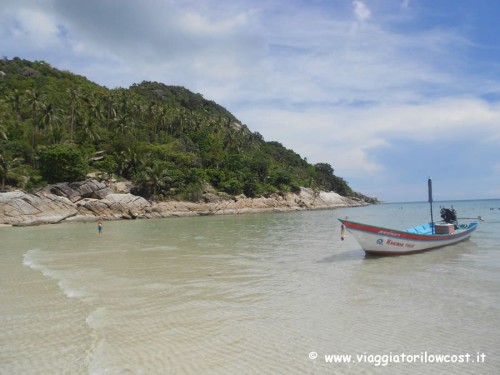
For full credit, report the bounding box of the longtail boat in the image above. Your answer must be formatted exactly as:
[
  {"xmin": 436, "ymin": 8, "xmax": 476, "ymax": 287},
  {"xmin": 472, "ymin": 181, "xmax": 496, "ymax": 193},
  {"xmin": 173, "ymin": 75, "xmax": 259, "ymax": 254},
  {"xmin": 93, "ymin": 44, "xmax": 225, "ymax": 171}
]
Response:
[
  {"xmin": 338, "ymin": 219, "xmax": 478, "ymax": 255},
  {"xmin": 339, "ymin": 178, "xmax": 479, "ymax": 255}
]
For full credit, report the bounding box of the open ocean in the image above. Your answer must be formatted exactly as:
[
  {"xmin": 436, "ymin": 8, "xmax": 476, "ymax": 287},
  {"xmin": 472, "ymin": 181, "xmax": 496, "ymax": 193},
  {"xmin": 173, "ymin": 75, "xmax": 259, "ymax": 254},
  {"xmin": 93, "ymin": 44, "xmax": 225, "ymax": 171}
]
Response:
[{"xmin": 1, "ymin": 199, "xmax": 499, "ymax": 374}]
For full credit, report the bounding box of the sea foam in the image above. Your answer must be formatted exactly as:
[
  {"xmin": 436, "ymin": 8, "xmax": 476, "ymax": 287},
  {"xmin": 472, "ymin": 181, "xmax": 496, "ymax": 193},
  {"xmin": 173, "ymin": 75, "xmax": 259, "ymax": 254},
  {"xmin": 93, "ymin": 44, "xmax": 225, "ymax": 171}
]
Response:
[{"xmin": 23, "ymin": 248, "xmax": 94, "ymax": 300}]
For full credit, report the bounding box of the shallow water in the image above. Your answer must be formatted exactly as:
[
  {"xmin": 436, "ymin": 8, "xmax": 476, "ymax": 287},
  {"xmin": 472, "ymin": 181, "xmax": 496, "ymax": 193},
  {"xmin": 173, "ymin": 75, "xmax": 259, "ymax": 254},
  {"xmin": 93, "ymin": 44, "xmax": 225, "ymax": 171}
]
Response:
[{"xmin": 1, "ymin": 200, "xmax": 499, "ymax": 374}]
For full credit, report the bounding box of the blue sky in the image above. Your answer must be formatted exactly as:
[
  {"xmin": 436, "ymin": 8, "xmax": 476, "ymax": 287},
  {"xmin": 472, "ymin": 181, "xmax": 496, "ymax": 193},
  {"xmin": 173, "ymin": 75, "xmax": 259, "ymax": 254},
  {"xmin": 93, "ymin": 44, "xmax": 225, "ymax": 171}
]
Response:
[{"xmin": 1, "ymin": 0, "xmax": 500, "ymax": 202}]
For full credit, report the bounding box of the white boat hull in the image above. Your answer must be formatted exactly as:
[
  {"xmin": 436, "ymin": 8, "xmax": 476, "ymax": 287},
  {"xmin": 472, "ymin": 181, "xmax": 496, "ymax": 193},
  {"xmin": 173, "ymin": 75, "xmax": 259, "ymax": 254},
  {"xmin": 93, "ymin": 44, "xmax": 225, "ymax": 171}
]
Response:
[{"xmin": 339, "ymin": 219, "xmax": 478, "ymax": 255}]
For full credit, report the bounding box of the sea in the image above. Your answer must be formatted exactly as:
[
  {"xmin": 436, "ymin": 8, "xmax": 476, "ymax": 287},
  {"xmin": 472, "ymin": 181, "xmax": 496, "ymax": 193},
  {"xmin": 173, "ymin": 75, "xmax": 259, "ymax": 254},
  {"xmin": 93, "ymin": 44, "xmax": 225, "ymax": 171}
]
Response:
[{"xmin": 1, "ymin": 199, "xmax": 499, "ymax": 375}]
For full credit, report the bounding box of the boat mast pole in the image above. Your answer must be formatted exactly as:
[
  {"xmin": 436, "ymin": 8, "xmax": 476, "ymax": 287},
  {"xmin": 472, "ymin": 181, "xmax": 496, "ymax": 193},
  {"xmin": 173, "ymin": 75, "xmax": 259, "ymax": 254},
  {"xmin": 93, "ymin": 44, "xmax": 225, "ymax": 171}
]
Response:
[{"xmin": 428, "ymin": 177, "xmax": 434, "ymax": 234}]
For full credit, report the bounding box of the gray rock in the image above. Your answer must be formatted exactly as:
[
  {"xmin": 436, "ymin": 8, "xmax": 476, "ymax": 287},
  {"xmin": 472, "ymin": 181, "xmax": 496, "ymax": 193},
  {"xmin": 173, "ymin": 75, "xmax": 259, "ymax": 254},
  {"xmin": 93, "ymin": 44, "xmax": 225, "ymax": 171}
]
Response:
[
  {"xmin": 69, "ymin": 180, "xmax": 113, "ymax": 200},
  {"xmin": 37, "ymin": 179, "xmax": 113, "ymax": 202},
  {"xmin": 0, "ymin": 191, "xmax": 78, "ymax": 225},
  {"xmin": 0, "ymin": 183, "xmax": 367, "ymax": 226},
  {"xmin": 1, "ymin": 181, "xmax": 151, "ymax": 225},
  {"xmin": 74, "ymin": 194, "xmax": 150, "ymax": 219}
]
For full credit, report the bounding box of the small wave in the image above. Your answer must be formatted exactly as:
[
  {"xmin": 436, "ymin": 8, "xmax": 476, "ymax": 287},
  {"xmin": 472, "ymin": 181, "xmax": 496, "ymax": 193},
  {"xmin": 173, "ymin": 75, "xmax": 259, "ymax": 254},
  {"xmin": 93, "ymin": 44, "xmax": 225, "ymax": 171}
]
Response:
[
  {"xmin": 59, "ymin": 280, "xmax": 92, "ymax": 299},
  {"xmin": 23, "ymin": 248, "xmax": 94, "ymax": 301},
  {"xmin": 22, "ymin": 248, "xmax": 42, "ymax": 269},
  {"xmin": 86, "ymin": 307, "xmax": 108, "ymax": 329},
  {"xmin": 23, "ymin": 248, "xmax": 60, "ymax": 280}
]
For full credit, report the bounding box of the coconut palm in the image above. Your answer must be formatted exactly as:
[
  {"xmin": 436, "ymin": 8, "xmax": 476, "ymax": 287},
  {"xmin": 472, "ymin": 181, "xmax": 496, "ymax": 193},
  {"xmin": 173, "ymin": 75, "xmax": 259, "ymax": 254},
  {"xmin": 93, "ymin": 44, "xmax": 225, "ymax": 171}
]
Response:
[
  {"xmin": 137, "ymin": 160, "xmax": 171, "ymax": 199},
  {"xmin": 85, "ymin": 92, "xmax": 105, "ymax": 123},
  {"xmin": 5, "ymin": 89, "xmax": 23, "ymax": 121},
  {"xmin": 25, "ymin": 88, "xmax": 44, "ymax": 149},
  {"xmin": 0, "ymin": 125, "xmax": 6, "ymax": 140},
  {"xmin": 0, "ymin": 149, "xmax": 22, "ymax": 190},
  {"xmin": 158, "ymin": 107, "xmax": 174, "ymax": 136},
  {"xmin": 0, "ymin": 104, "xmax": 8, "ymax": 140},
  {"xmin": 105, "ymin": 93, "xmax": 118, "ymax": 130},
  {"xmin": 40, "ymin": 103, "xmax": 63, "ymax": 143},
  {"xmin": 66, "ymin": 88, "xmax": 80, "ymax": 142},
  {"xmin": 80, "ymin": 114, "xmax": 101, "ymax": 143}
]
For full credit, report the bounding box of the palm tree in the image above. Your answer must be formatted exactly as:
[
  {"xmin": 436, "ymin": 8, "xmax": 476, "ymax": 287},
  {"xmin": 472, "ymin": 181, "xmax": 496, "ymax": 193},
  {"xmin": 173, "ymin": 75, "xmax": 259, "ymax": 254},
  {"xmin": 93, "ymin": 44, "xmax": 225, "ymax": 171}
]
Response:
[
  {"xmin": 224, "ymin": 128, "xmax": 243, "ymax": 152},
  {"xmin": 105, "ymin": 93, "xmax": 118, "ymax": 130},
  {"xmin": 137, "ymin": 160, "xmax": 171, "ymax": 199},
  {"xmin": 116, "ymin": 112, "xmax": 132, "ymax": 136},
  {"xmin": 158, "ymin": 107, "xmax": 173, "ymax": 136},
  {"xmin": 210, "ymin": 116, "xmax": 226, "ymax": 135},
  {"xmin": 146, "ymin": 102, "xmax": 158, "ymax": 142},
  {"xmin": 172, "ymin": 108, "xmax": 190, "ymax": 135},
  {"xmin": 40, "ymin": 103, "xmax": 63, "ymax": 143},
  {"xmin": 0, "ymin": 149, "xmax": 22, "ymax": 190},
  {"xmin": 66, "ymin": 88, "xmax": 80, "ymax": 142},
  {"xmin": 0, "ymin": 102, "xmax": 9, "ymax": 140},
  {"xmin": 25, "ymin": 88, "xmax": 44, "ymax": 149},
  {"xmin": 85, "ymin": 92, "xmax": 105, "ymax": 123},
  {"xmin": 114, "ymin": 147, "xmax": 140, "ymax": 179},
  {"xmin": 81, "ymin": 114, "xmax": 101, "ymax": 143},
  {"xmin": 5, "ymin": 89, "xmax": 23, "ymax": 121},
  {"xmin": 0, "ymin": 124, "xmax": 6, "ymax": 140}
]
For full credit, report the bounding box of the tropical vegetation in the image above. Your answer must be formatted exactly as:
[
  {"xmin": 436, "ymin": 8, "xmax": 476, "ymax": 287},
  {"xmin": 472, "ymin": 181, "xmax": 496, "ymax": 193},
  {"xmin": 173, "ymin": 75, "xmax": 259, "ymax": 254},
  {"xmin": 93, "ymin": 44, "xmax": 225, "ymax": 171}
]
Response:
[{"xmin": 0, "ymin": 57, "xmax": 366, "ymax": 201}]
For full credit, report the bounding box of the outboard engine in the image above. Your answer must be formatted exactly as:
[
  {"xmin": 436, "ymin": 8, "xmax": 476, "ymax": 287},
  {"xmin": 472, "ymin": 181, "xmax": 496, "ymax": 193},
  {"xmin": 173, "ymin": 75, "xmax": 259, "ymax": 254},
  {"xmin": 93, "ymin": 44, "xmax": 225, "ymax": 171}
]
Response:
[{"xmin": 440, "ymin": 207, "xmax": 457, "ymax": 225}]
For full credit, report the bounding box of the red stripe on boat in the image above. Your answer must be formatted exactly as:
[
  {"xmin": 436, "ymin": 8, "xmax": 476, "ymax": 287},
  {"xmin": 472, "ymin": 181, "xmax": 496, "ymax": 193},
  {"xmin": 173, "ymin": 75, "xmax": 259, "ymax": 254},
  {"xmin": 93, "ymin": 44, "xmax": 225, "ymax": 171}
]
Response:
[{"xmin": 341, "ymin": 220, "xmax": 475, "ymax": 242}]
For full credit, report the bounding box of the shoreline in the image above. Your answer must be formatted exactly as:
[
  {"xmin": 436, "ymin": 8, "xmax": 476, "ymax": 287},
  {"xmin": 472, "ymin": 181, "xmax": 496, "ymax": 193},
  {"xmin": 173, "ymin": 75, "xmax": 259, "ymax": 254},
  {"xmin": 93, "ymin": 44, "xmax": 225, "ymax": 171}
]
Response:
[{"xmin": 0, "ymin": 180, "xmax": 370, "ymax": 227}]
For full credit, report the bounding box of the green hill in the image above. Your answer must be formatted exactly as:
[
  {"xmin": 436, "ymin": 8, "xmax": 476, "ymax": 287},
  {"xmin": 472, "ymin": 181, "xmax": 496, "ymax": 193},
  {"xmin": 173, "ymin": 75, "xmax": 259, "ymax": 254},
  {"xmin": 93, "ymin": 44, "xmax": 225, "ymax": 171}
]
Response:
[{"xmin": 0, "ymin": 57, "xmax": 372, "ymax": 202}]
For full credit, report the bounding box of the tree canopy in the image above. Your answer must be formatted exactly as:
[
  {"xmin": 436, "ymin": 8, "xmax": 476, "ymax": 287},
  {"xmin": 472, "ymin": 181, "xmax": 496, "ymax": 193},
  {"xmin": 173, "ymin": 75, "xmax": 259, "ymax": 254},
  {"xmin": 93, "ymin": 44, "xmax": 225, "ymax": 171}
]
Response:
[{"xmin": 0, "ymin": 57, "xmax": 361, "ymax": 201}]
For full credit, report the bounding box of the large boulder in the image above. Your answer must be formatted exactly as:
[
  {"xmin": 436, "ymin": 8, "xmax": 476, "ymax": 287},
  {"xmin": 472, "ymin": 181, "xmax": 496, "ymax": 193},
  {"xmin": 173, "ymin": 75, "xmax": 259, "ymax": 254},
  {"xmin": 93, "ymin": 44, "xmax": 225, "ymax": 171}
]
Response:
[
  {"xmin": 0, "ymin": 191, "xmax": 78, "ymax": 225},
  {"xmin": 0, "ymin": 180, "xmax": 151, "ymax": 225},
  {"xmin": 76, "ymin": 194, "xmax": 151, "ymax": 219},
  {"xmin": 293, "ymin": 188, "xmax": 349, "ymax": 208},
  {"xmin": 36, "ymin": 179, "xmax": 113, "ymax": 202}
]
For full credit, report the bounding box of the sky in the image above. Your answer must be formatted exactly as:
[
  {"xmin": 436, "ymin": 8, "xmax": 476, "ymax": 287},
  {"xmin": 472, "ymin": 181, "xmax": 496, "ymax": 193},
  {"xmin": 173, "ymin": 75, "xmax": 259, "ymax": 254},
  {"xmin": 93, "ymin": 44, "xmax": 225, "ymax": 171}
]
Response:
[{"xmin": 1, "ymin": 0, "xmax": 500, "ymax": 202}]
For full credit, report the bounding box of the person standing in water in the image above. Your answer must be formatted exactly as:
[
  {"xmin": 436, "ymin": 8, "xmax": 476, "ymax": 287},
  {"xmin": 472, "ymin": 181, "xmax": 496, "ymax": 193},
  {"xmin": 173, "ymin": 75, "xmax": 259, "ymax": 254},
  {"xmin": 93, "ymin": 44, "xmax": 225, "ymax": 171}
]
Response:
[
  {"xmin": 341, "ymin": 223, "xmax": 346, "ymax": 241},
  {"xmin": 98, "ymin": 221, "xmax": 103, "ymax": 235}
]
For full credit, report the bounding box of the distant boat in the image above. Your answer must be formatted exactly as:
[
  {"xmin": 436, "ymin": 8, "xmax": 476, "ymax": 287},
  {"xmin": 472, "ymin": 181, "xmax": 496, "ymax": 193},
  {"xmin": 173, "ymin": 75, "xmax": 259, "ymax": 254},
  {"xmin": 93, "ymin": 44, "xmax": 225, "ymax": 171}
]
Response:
[{"xmin": 339, "ymin": 178, "xmax": 479, "ymax": 255}]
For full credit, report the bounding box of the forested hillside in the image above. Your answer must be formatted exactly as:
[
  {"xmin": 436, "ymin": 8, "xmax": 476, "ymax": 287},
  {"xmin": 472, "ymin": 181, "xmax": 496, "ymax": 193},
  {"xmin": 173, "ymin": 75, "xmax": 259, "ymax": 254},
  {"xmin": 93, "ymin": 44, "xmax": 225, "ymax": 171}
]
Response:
[{"xmin": 0, "ymin": 57, "xmax": 367, "ymax": 202}]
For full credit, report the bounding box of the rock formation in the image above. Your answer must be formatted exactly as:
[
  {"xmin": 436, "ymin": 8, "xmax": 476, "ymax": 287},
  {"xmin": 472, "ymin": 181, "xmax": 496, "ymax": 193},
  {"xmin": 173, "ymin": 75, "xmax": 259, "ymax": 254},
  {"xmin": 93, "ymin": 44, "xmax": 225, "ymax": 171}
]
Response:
[
  {"xmin": 0, "ymin": 180, "xmax": 366, "ymax": 226},
  {"xmin": 0, "ymin": 191, "xmax": 78, "ymax": 226}
]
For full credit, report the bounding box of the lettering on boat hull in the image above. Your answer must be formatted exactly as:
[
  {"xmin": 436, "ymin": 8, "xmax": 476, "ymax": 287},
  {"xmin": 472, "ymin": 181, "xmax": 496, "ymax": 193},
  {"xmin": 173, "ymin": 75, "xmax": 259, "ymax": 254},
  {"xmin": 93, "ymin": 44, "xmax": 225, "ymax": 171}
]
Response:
[{"xmin": 386, "ymin": 239, "xmax": 415, "ymax": 249}]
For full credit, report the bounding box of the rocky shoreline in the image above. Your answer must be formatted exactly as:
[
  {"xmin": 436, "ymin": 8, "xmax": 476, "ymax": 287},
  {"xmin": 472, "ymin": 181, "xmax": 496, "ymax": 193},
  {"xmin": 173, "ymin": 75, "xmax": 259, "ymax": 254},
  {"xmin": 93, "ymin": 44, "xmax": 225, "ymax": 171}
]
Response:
[{"xmin": 0, "ymin": 179, "xmax": 368, "ymax": 227}]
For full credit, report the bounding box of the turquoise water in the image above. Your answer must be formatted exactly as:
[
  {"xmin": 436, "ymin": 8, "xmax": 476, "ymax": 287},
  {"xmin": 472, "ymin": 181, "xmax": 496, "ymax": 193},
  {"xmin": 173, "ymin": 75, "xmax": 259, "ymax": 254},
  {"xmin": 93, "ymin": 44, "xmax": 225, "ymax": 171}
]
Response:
[{"xmin": 1, "ymin": 199, "xmax": 499, "ymax": 374}]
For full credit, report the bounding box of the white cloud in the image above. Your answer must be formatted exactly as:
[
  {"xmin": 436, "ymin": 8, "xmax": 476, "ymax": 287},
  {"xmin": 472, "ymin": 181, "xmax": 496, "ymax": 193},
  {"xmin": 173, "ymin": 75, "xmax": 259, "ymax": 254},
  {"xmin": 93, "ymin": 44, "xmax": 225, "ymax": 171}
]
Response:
[
  {"xmin": 1, "ymin": 0, "xmax": 499, "ymax": 200},
  {"xmin": 237, "ymin": 96, "xmax": 500, "ymax": 181},
  {"xmin": 180, "ymin": 10, "xmax": 250, "ymax": 36},
  {"xmin": 353, "ymin": 1, "xmax": 371, "ymax": 22},
  {"xmin": 1, "ymin": 7, "xmax": 60, "ymax": 50}
]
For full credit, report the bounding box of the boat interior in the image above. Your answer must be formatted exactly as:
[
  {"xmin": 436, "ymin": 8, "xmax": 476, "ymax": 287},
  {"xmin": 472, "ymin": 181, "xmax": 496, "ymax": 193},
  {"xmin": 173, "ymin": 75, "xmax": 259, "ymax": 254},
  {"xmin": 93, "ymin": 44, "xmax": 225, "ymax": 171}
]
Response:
[
  {"xmin": 406, "ymin": 223, "xmax": 433, "ymax": 234},
  {"xmin": 406, "ymin": 222, "xmax": 476, "ymax": 235}
]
